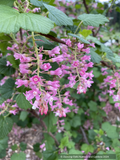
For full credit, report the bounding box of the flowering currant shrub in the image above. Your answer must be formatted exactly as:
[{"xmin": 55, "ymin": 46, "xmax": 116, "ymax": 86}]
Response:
[{"xmin": 0, "ymin": 0, "xmax": 120, "ymax": 159}]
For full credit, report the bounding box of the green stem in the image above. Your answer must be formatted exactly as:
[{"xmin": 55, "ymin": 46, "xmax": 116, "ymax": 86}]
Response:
[
  {"xmin": 32, "ymin": 32, "xmax": 42, "ymax": 91},
  {"xmin": 74, "ymin": 21, "xmax": 83, "ymax": 34}
]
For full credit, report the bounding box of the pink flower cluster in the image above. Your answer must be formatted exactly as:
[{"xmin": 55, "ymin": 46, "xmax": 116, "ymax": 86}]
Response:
[
  {"xmin": 6, "ymin": 34, "xmax": 95, "ymax": 117},
  {"xmin": 101, "ymin": 68, "xmax": 120, "ymax": 110}
]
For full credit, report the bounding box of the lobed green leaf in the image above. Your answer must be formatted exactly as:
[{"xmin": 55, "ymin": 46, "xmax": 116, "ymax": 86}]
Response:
[{"xmin": 78, "ymin": 14, "xmax": 109, "ymax": 27}]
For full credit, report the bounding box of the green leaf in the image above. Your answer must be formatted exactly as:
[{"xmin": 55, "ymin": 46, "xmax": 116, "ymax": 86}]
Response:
[
  {"xmin": 70, "ymin": 115, "xmax": 81, "ymax": 128},
  {"xmin": 102, "ymin": 135, "xmax": 112, "ymax": 147},
  {"xmin": 71, "ymin": 131, "xmax": 77, "ymax": 138},
  {"xmin": 0, "ymin": 78, "xmax": 15, "ymax": 100},
  {"xmin": 19, "ymin": 111, "xmax": 29, "ymax": 121},
  {"xmin": 16, "ymin": 85, "xmax": 30, "ymax": 93},
  {"xmin": 78, "ymin": 14, "xmax": 109, "ymax": 27},
  {"xmin": 87, "ymin": 36, "xmax": 114, "ymax": 61},
  {"xmin": 44, "ymin": 134, "xmax": 54, "ymax": 150},
  {"xmin": 93, "ymin": 67, "xmax": 101, "ymax": 78},
  {"xmin": 80, "ymin": 29, "xmax": 92, "ymax": 38},
  {"xmin": 0, "ymin": 97, "xmax": 4, "ymax": 105},
  {"xmin": 46, "ymin": 153, "xmax": 57, "ymax": 160},
  {"xmin": 0, "ymin": 0, "xmax": 14, "ymax": 6},
  {"xmin": 88, "ymin": 101, "xmax": 97, "ymax": 111},
  {"xmin": 0, "ymin": 136, "xmax": 8, "ymax": 152},
  {"xmin": 11, "ymin": 144, "xmax": 18, "ymax": 151},
  {"xmin": 11, "ymin": 152, "xmax": 26, "ymax": 160},
  {"xmin": 7, "ymin": 55, "xmax": 19, "ymax": 69},
  {"xmin": 0, "ymin": 41, "xmax": 11, "ymax": 54},
  {"xmin": 0, "ymin": 149, "xmax": 6, "ymax": 158},
  {"xmin": 68, "ymin": 33, "xmax": 90, "ymax": 44},
  {"xmin": 36, "ymin": 152, "xmax": 42, "ymax": 158},
  {"xmin": 67, "ymin": 141, "xmax": 75, "ymax": 149},
  {"xmin": 18, "ymin": 13, "xmax": 54, "ymax": 34},
  {"xmin": 0, "ymin": 58, "xmax": 15, "ymax": 76},
  {"xmin": 111, "ymin": 53, "xmax": 120, "ymax": 63},
  {"xmin": 32, "ymin": 117, "xmax": 40, "ymax": 124},
  {"xmin": 16, "ymin": 93, "xmax": 32, "ymax": 110},
  {"xmin": 39, "ymin": 0, "xmax": 55, "ymax": 3},
  {"xmin": 88, "ymin": 130, "xmax": 97, "ymax": 140},
  {"xmin": 0, "ymin": 33, "xmax": 11, "ymax": 41},
  {"xmin": 87, "ymin": 35, "xmax": 102, "ymax": 45},
  {"xmin": 64, "ymin": 121, "xmax": 71, "ymax": 130},
  {"xmin": 59, "ymin": 136, "xmax": 69, "ymax": 150},
  {"xmin": 88, "ymin": 48, "xmax": 102, "ymax": 63},
  {"xmin": 0, "ymin": 74, "xmax": 4, "ymax": 81},
  {"xmin": 55, "ymin": 133, "xmax": 62, "ymax": 142},
  {"xmin": 43, "ymin": 3, "xmax": 73, "ymax": 26},
  {"xmin": 64, "ymin": 25, "xmax": 79, "ymax": 34},
  {"xmin": 0, "ymin": 5, "xmax": 20, "ymax": 34},
  {"xmin": 112, "ymin": 138, "xmax": 120, "ymax": 148},
  {"xmin": 101, "ymin": 45, "xmax": 114, "ymax": 60},
  {"xmin": 30, "ymin": 0, "xmax": 43, "ymax": 7},
  {"xmin": 102, "ymin": 122, "xmax": 119, "ymax": 139},
  {"xmin": 0, "ymin": 116, "xmax": 13, "ymax": 139},
  {"xmin": 43, "ymin": 150, "xmax": 57, "ymax": 160},
  {"xmin": 81, "ymin": 144, "xmax": 94, "ymax": 154},
  {"xmin": 43, "ymin": 112, "xmax": 57, "ymax": 132},
  {"xmin": 77, "ymin": 108, "xmax": 84, "ymax": 115},
  {"xmin": 20, "ymin": 142, "xmax": 27, "ymax": 151},
  {"xmin": 33, "ymin": 143, "xmax": 40, "ymax": 152},
  {"xmin": 116, "ymin": 7, "xmax": 120, "ymax": 12},
  {"xmin": 0, "ymin": 5, "xmax": 54, "ymax": 34},
  {"xmin": 67, "ymin": 112, "xmax": 74, "ymax": 118},
  {"xmin": 34, "ymin": 36, "xmax": 56, "ymax": 49}
]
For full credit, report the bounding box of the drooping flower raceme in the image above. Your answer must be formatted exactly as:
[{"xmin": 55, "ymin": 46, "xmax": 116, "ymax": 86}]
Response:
[{"xmin": 6, "ymin": 33, "xmax": 95, "ymax": 118}]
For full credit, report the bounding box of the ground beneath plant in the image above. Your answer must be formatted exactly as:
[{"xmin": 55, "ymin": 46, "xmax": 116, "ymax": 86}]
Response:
[
  {"xmin": 1, "ymin": 107, "xmax": 120, "ymax": 160},
  {"xmin": 1, "ymin": 124, "xmax": 43, "ymax": 160}
]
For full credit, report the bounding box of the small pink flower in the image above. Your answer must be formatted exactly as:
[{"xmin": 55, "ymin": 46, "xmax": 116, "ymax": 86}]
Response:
[
  {"xmin": 72, "ymin": 60, "xmax": 79, "ymax": 67},
  {"xmin": 77, "ymin": 43, "xmax": 84, "ymax": 50},
  {"xmin": 9, "ymin": 110, "xmax": 17, "ymax": 115},
  {"xmin": 40, "ymin": 143, "xmax": 46, "ymax": 151},
  {"xmin": 92, "ymin": 3, "xmax": 97, "ymax": 9},
  {"xmin": 50, "ymin": 68, "xmax": 62, "ymax": 77},
  {"xmin": 81, "ymin": 55, "xmax": 91, "ymax": 61},
  {"xmin": 41, "ymin": 63, "xmax": 52, "ymax": 71},
  {"xmin": 6, "ymin": 61, "xmax": 12, "ymax": 66},
  {"xmin": 14, "ymin": 53, "xmax": 31, "ymax": 62},
  {"xmin": 15, "ymin": 79, "xmax": 29, "ymax": 88},
  {"xmin": 106, "ymin": 147, "xmax": 109, "ymax": 150},
  {"xmin": 87, "ymin": 26, "xmax": 94, "ymax": 30},
  {"xmin": 48, "ymin": 46, "xmax": 60, "ymax": 57},
  {"xmin": 40, "ymin": 143, "xmax": 45, "ymax": 149},
  {"xmin": 33, "ymin": 8, "xmax": 41, "ymax": 13},
  {"xmin": 82, "ymin": 48, "xmax": 90, "ymax": 54},
  {"xmin": 87, "ymin": 62, "xmax": 93, "ymax": 67},
  {"xmin": 90, "ymin": 43, "xmax": 95, "ymax": 48},
  {"xmin": 31, "ymin": 75, "xmax": 40, "ymax": 84},
  {"xmin": 39, "ymin": 102, "xmax": 48, "ymax": 115},
  {"xmin": 54, "ymin": 107, "xmax": 70, "ymax": 117},
  {"xmin": 66, "ymin": 39, "xmax": 72, "ymax": 47},
  {"xmin": 52, "ymin": 55, "xmax": 64, "ymax": 63}
]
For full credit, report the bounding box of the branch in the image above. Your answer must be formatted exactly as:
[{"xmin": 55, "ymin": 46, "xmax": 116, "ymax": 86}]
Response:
[
  {"xmin": 80, "ymin": 126, "xmax": 89, "ymax": 145},
  {"xmin": 83, "ymin": 0, "xmax": 96, "ymax": 36},
  {"xmin": 20, "ymin": 28, "xmax": 23, "ymax": 41},
  {"xmin": 38, "ymin": 33, "xmax": 66, "ymax": 45},
  {"xmin": 101, "ymin": 61, "xmax": 116, "ymax": 70},
  {"xmin": 30, "ymin": 109, "xmax": 59, "ymax": 146},
  {"xmin": 83, "ymin": 0, "xmax": 89, "ymax": 13},
  {"xmin": 94, "ymin": 26, "xmax": 101, "ymax": 37}
]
